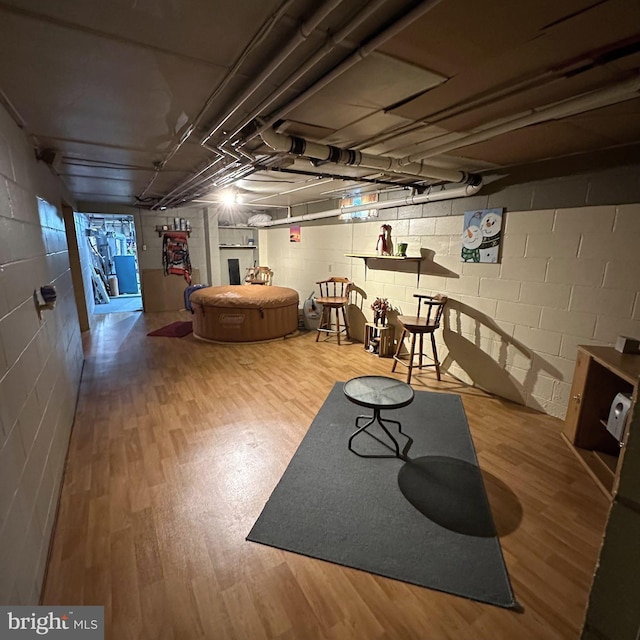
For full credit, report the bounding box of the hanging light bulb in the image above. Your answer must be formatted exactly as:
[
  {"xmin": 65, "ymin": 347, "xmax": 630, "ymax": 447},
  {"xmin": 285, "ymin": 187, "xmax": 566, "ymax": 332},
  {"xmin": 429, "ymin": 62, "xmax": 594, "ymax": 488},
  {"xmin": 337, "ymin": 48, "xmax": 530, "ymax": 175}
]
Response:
[{"xmin": 220, "ymin": 189, "xmax": 236, "ymax": 206}]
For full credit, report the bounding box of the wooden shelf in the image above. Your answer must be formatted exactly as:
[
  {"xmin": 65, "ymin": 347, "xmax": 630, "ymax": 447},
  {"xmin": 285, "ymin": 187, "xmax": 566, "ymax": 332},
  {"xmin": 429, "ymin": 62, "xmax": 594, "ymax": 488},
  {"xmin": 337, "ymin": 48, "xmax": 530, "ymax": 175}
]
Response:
[
  {"xmin": 561, "ymin": 434, "xmax": 616, "ymax": 498},
  {"xmin": 563, "ymin": 345, "xmax": 638, "ymax": 499},
  {"xmin": 155, "ymin": 226, "xmax": 191, "ymax": 236},
  {"xmin": 345, "ymin": 253, "xmax": 422, "ymax": 262},
  {"xmin": 345, "ymin": 253, "xmax": 424, "ymax": 285},
  {"xmin": 593, "ymin": 450, "xmax": 618, "ymax": 476}
]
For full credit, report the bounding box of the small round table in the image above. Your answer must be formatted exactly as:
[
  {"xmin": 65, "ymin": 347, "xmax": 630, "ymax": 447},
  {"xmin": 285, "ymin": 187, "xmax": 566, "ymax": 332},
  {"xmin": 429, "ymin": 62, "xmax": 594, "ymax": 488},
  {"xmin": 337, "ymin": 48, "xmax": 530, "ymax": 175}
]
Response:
[{"xmin": 343, "ymin": 375, "xmax": 414, "ymax": 458}]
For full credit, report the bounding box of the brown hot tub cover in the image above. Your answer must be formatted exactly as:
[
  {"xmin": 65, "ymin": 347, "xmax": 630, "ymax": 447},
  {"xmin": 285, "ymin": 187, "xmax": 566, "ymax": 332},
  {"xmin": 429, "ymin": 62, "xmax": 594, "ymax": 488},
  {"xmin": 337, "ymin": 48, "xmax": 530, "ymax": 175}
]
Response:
[{"xmin": 190, "ymin": 285, "xmax": 299, "ymax": 342}]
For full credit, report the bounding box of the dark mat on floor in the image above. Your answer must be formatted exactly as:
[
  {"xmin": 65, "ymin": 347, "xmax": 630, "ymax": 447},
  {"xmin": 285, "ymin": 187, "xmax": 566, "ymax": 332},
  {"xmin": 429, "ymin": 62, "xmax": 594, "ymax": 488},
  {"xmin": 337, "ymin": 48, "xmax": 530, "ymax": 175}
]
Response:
[
  {"xmin": 147, "ymin": 321, "xmax": 193, "ymax": 337},
  {"xmin": 247, "ymin": 383, "xmax": 518, "ymax": 609}
]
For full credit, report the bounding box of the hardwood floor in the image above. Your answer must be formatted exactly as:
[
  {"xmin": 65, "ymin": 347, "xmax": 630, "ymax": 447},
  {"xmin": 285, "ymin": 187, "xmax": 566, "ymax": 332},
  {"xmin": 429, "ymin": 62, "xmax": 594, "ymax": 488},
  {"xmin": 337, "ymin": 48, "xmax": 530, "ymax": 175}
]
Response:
[{"xmin": 42, "ymin": 311, "xmax": 610, "ymax": 639}]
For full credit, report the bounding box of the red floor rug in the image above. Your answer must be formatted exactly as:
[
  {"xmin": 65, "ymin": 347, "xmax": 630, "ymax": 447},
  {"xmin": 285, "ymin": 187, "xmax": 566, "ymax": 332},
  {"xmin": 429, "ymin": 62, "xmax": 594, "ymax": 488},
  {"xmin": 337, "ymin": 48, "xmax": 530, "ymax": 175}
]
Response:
[{"xmin": 147, "ymin": 321, "xmax": 193, "ymax": 338}]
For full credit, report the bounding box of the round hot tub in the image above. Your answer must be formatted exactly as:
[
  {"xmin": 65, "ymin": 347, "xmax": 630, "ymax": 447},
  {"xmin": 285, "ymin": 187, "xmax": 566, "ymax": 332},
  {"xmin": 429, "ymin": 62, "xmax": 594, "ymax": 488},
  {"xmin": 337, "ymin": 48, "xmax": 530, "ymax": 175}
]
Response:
[{"xmin": 190, "ymin": 285, "xmax": 299, "ymax": 343}]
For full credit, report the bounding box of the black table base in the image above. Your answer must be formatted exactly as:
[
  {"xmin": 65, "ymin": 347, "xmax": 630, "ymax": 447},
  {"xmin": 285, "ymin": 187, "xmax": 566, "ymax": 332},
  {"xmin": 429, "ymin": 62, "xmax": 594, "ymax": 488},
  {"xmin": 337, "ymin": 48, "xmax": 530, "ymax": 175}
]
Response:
[{"xmin": 348, "ymin": 408, "xmax": 413, "ymax": 459}]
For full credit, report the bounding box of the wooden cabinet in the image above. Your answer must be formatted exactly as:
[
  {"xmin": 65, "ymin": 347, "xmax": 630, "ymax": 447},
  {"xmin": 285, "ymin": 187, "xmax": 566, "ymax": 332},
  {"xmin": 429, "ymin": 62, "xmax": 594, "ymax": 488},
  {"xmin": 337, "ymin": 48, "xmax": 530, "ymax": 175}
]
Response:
[{"xmin": 563, "ymin": 345, "xmax": 640, "ymax": 498}]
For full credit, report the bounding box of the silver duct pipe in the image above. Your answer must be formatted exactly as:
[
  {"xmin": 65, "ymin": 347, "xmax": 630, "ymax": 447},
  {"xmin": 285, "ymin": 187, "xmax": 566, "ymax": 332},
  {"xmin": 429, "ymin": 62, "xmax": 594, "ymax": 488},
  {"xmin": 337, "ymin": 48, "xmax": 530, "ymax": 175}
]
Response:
[
  {"xmin": 256, "ymin": 181, "xmax": 483, "ymax": 227},
  {"xmin": 259, "ymin": 125, "xmax": 473, "ymax": 184}
]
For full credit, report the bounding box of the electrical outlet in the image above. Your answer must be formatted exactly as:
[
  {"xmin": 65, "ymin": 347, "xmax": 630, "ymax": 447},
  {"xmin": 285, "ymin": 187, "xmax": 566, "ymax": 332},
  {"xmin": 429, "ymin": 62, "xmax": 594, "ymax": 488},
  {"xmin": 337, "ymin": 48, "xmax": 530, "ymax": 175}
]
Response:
[
  {"xmin": 142, "ymin": 244, "xmax": 147, "ymax": 251},
  {"xmin": 328, "ymin": 264, "xmax": 332, "ymax": 272}
]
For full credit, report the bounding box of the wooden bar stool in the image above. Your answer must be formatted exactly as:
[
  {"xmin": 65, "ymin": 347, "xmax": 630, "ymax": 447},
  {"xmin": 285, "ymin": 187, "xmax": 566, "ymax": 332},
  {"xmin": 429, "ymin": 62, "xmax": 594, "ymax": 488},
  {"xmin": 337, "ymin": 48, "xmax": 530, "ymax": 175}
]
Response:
[
  {"xmin": 391, "ymin": 294, "xmax": 447, "ymax": 384},
  {"xmin": 315, "ymin": 277, "xmax": 352, "ymax": 345}
]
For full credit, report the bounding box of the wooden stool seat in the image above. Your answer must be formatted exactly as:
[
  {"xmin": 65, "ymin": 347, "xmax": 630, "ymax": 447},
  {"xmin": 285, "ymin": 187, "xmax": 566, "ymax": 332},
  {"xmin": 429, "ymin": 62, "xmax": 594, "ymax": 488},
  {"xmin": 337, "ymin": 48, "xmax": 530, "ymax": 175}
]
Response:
[
  {"xmin": 315, "ymin": 277, "xmax": 352, "ymax": 345},
  {"xmin": 391, "ymin": 294, "xmax": 447, "ymax": 384}
]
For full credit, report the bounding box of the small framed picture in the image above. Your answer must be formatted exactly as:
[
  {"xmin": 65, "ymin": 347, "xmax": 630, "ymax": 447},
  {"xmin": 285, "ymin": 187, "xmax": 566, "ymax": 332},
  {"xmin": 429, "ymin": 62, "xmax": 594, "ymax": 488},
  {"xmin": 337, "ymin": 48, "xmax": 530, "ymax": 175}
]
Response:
[{"xmin": 461, "ymin": 208, "xmax": 504, "ymax": 263}]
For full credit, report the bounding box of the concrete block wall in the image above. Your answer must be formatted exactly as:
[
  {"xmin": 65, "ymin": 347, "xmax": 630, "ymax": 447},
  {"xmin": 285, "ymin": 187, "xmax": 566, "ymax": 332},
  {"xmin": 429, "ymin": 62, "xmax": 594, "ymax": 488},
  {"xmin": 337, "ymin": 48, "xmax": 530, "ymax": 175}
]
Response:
[
  {"xmin": 261, "ymin": 202, "xmax": 640, "ymax": 419},
  {"xmin": 0, "ymin": 105, "xmax": 83, "ymax": 603}
]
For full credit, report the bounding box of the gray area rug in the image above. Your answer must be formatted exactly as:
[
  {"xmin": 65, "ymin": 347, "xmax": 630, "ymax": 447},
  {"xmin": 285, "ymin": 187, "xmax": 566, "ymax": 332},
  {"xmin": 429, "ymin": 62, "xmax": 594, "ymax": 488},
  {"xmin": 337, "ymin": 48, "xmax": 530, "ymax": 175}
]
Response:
[{"xmin": 247, "ymin": 383, "xmax": 518, "ymax": 609}]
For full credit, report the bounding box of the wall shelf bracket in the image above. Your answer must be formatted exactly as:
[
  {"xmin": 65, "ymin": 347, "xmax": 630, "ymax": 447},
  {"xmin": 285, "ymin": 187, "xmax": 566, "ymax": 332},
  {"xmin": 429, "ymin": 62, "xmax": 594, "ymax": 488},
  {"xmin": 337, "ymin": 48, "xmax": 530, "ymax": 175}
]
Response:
[{"xmin": 345, "ymin": 253, "xmax": 424, "ymax": 286}]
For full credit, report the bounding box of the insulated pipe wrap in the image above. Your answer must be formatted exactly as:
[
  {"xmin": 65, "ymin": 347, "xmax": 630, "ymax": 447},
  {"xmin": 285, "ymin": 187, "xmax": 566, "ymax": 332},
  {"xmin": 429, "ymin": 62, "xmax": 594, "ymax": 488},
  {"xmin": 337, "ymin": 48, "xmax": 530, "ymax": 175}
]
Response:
[
  {"xmin": 290, "ymin": 136, "xmax": 306, "ymax": 156},
  {"xmin": 327, "ymin": 146, "xmax": 342, "ymax": 163},
  {"xmin": 259, "ymin": 126, "xmax": 466, "ymax": 183}
]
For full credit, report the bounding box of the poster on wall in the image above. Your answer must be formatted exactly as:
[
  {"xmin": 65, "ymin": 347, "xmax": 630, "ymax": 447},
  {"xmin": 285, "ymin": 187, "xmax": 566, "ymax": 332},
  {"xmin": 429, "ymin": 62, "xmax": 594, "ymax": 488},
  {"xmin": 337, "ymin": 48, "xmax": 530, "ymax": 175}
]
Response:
[
  {"xmin": 290, "ymin": 225, "xmax": 301, "ymax": 242},
  {"xmin": 461, "ymin": 208, "xmax": 504, "ymax": 263}
]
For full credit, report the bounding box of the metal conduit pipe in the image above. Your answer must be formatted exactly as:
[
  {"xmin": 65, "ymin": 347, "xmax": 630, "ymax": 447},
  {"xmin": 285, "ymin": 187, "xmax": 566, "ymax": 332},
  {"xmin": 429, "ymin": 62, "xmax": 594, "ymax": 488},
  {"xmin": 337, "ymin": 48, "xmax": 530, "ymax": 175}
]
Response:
[
  {"xmin": 153, "ymin": 156, "xmax": 226, "ymax": 209},
  {"xmin": 157, "ymin": 144, "xmax": 254, "ymax": 208},
  {"xmin": 156, "ymin": 0, "xmax": 443, "ymax": 209},
  {"xmin": 154, "ymin": 0, "xmax": 340, "ymax": 208},
  {"xmin": 402, "ymin": 74, "xmax": 640, "ymax": 164},
  {"xmin": 252, "ymin": 0, "xmax": 445, "ymax": 140},
  {"xmin": 202, "ymin": 0, "xmax": 344, "ymax": 145},
  {"xmin": 162, "ymin": 160, "xmax": 241, "ymax": 207},
  {"xmin": 166, "ymin": 165, "xmax": 249, "ymax": 207},
  {"xmin": 219, "ymin": 0, "xmax": 389, "ymax": 148},
  {"xmin": 216, "ymin": 145, "xmax": 245, "ymax": 162},
  {"xmin": 162, "ymin": 141, "xmax": 261, "ymax": 207},
  {"xmin": 259, "ymin": 125, "xmax": 475, "ymax": 184},
  {"xmin": 141, "ymin": 0, "xmax": 297, "ymax": 203},
  {"xmin": 255, "ymin": 180, "xmax": 483, "ymax": 227},
  {"xmin": 216, "ymin": 164, "xmax": 258, "ymax": 186},
  {"xmin": 207, "ymin": 140, "xmax": 257, "ymax": 163}
]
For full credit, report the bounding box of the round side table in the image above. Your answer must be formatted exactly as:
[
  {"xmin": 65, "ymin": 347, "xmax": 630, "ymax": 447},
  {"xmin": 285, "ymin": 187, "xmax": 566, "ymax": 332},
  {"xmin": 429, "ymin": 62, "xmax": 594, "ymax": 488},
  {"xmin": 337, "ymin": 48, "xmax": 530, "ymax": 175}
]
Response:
[{"xmin": 343, "ymin": 375, "xmax": 414, "ymax": 458}]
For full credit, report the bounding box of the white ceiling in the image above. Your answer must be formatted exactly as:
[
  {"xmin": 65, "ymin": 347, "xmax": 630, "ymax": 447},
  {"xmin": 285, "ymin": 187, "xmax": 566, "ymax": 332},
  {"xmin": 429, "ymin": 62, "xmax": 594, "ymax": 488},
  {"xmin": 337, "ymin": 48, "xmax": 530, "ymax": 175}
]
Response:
[{"xmin": 1, "ymin": 0, "xmax": 639, "ymax": 214}]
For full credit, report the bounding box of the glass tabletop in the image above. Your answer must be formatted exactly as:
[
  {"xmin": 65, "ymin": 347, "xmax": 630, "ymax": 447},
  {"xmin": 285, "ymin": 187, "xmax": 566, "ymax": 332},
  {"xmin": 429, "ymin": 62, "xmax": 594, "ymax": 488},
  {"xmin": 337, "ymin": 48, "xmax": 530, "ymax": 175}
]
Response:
[{"xmin": 343, "ymin": 376, "xmax": 414, "ymax": 409}]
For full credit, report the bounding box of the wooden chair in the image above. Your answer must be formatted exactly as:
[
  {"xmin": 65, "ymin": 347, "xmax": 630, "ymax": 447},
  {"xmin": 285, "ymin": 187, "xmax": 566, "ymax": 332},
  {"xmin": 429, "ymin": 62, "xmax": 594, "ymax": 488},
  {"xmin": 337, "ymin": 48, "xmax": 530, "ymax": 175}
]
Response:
[
  {"xmin": 391, "ymin": 294, "xmax": 448, "ymax": 384},
  {"xmin": 245, "ymin": 266, "xmax": 273, "ymax": 285},
  {"xmin": 315, "ymin": 277, "xmax": 352, "ymax": 345}
]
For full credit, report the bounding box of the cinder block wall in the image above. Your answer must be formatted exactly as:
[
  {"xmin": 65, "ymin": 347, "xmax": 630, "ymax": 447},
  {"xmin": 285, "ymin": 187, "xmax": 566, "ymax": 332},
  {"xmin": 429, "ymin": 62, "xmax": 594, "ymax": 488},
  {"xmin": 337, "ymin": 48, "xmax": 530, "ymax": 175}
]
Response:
[
  {"xmin": 0, "ymin": 105, "xmax": 84, "ymax": 602},
  {"xmin": 262, "ymin": 203, "xmax": 640, "ymax": 419}
]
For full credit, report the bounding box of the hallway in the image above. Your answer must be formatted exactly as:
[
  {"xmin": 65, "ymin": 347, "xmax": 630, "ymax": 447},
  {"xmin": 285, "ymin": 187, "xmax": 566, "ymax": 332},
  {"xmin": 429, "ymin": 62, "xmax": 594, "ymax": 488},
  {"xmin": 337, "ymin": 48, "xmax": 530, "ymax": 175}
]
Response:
[{"xmin": 92, "ymin": 295, "xmax": 143, "ymax": 315}]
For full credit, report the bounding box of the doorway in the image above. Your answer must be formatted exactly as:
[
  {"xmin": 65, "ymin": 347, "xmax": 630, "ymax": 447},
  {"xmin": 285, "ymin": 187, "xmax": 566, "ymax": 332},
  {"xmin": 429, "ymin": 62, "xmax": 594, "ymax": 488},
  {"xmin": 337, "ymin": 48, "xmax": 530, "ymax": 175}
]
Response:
[{"xmin": 84, "ymin": 213, "xmax": 143, "ymax": 313}]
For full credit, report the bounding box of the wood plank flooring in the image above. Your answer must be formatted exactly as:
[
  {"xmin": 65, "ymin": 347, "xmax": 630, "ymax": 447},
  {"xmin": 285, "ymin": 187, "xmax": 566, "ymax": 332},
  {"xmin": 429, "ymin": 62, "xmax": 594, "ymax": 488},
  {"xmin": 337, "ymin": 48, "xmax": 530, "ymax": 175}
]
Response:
[{"xmin": 42, "ymin": 311, "xmax": 610, "ymax": 639}]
